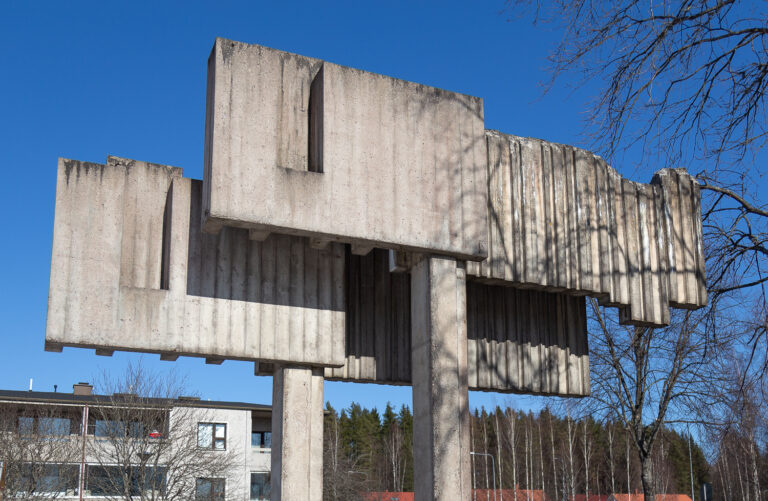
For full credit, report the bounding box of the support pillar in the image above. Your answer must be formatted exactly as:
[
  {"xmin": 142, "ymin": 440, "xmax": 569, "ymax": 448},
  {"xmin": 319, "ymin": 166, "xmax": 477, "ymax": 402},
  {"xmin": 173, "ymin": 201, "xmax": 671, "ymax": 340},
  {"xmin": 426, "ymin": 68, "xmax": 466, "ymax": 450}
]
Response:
[
  {"xmin": 411, "ymin": 255, "xmax": 472, "ymax": 500},
  {"xmin": 271, "ymin": 365, "xmax": 324, "ymax": 501}
]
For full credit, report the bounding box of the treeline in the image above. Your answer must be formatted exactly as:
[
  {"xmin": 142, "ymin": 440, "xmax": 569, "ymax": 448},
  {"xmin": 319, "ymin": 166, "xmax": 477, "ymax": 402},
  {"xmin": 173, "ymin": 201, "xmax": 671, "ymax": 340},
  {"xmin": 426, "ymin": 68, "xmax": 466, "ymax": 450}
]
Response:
[
  {"xmin": 322, "ymin": 403, "xmax": 719, "ymax": 500},
  {"xmin": 711, "ymin": 427, "xmax": 767, "ymax": 501}
]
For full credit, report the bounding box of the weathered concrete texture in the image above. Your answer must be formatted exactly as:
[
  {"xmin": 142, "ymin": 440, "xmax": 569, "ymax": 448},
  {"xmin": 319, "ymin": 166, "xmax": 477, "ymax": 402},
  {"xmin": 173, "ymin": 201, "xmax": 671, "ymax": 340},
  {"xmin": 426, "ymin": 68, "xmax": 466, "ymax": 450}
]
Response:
[
  {"xmin": 466, "ymin": 282, "xmax": 589, "ymax": 396},
  {"xmin": 466, "ymin": 131, "xmax": 707, "ymax": 327},
  {"xmin": 46, "ymin": 157, "xmax": 346, "ymax": 366},
  {"xmin": 652, "ymin": 168, "xmax": 708, "ymax": 309},
  {"xmin": 271, "ymin": 366, "xmax": 324, "ymax": 501},
  {"xmin": 411, "ymin": 256, "xmax": 472, "ymax": 501},
  {"xmin": 203, "ymin": 38, "xmax": 488, "ymax": 261},
  {"xmin": 325, "ymin": 249, "xmax": 590, "ymax": 396},
  {"xmin": 325, "ymin": 248, "xmax": 412, "ymax": 383}
]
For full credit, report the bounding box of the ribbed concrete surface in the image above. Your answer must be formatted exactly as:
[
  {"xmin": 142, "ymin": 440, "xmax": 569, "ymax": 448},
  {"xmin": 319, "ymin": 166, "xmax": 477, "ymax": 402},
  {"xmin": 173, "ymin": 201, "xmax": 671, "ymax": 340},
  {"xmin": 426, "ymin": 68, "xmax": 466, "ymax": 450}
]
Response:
[
  {"xmin": 325, "ymin": 248, "xmax": 412, "ymax": 383},
  {"xmin": 466, "ymin": 282, "xmax": 589, "ymax": 396},
  {"xmin": 203, "ymin": 38, "xmax": 488, "ymax": 261},
  {"xmin": 466, "ymin": 131, "xmax": 706, "ymax": 326},
  {"xmin": 324, "ymin": 249, "xmax": 590, "ymax": 397},
  {"xmin": 652, "ymin": 168, "xmax": 708, "ymax": 309},
  {"xmin": 46, "ymin": 157, "xmax": 346, "ymax": 366}
]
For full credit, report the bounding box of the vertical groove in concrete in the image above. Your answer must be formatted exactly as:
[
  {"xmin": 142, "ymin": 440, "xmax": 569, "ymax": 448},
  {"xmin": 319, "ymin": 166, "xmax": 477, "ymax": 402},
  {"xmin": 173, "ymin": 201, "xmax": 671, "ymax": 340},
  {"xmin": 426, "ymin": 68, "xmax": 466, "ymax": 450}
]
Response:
[
  {"xmin": 325, "ymin": 249, "xmax": 411, "ymax": 383},
  {"xmin": 325, "ymin": 249, "xmax": 590, "ymax": 396},
  {"xmin": 467, "ymin": 132, "xmax": 707, "ymax": 327},
  {"xmin": 652, "ymin": 168, "xmax": 708, "ymax": 309}
]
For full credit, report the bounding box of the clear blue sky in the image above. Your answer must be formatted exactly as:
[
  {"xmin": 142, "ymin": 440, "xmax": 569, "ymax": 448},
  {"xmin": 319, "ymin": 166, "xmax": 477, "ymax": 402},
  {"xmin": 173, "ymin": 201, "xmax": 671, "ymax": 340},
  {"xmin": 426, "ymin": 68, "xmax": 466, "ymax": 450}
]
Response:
[{"xmin": 0, "ymin": 1, "xmax": 609, "ymax": 413}]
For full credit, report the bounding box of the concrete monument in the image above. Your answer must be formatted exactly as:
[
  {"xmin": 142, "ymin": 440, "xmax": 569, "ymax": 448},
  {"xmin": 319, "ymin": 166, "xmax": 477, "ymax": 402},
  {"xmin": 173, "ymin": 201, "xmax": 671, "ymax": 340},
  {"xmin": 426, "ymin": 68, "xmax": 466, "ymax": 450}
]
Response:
[{"xmin": 45, "ymin": 38, "xmax": 706, "ymax": 500}]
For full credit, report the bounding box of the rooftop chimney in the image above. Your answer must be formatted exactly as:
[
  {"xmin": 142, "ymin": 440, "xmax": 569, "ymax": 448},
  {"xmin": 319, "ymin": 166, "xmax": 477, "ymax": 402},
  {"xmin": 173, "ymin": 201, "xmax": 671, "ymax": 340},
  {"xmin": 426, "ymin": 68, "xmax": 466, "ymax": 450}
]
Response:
[{"xmin": 73, "ymin": 382, "xmax": 93, "ymax": 396}]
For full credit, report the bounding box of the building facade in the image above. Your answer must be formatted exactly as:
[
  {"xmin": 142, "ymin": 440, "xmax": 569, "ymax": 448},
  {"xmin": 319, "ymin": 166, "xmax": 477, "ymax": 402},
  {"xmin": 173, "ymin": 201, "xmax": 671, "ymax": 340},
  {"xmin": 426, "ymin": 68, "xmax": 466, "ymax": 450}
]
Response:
[{"xmin": 0, "ymin": 384, "xmax": 271, "ymax": 500}]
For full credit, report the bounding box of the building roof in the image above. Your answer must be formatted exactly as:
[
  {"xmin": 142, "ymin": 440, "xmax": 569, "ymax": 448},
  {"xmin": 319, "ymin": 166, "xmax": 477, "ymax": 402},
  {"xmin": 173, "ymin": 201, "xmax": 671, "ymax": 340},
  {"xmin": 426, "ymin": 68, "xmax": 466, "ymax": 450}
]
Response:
[
  {"xmin": 0, "ymin": 389, "xmax": 271, "ymax": 412},
  {"xmin": 572, "ymin": 495, "xmax": 612, "ymax": 501},
  {"xmin": 609, "ymin": 495, "xmax": 693, "ymax": 501},
  {"xmin": 366, "ymin": 491, "xmax": 549, "ymax": 501}
]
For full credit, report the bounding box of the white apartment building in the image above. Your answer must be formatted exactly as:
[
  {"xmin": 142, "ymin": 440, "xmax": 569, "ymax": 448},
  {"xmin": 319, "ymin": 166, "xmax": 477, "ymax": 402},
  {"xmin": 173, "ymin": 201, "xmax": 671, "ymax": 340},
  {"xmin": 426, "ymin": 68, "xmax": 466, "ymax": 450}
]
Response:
[{"xmin": 0, "ymin": 384, "xmax": 272, "ymax": 500}]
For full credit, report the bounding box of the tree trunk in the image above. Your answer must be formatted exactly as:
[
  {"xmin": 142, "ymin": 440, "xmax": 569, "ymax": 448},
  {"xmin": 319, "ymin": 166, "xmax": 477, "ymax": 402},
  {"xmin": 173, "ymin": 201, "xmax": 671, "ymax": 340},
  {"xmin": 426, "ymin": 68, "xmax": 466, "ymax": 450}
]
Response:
[
  {"xmin": 525, "ymin": 423, "xmax": 531, "ymax": 500},
  {"xmin": 607, "ymin": 426, "xmax": 615, "ymax": 495},
  {"xmin": 749, "ymin": 440, "xmax": 760, "ymax": 501},
  {"xmin": 508, "ymin": 411, "xmax": 517, "ymax": 501},
  {"xmin": 626, "ymin": 433, "xmax": 631, "ymax": 494},
  {"xmin": 549, "ymin": 414, "xmax": 559, "ymax": 501},
  {"xmin": 538, "ymin": 419, "xmax": 545, "ymax": 494},
  {"xmin": 494, "ymin": 412, "xmax": 503, "ymax": 490},
  {"xmin": 583, "ymin": 420, "xmax": 590, "ymax": 500},
  {"xmin": 567, "ymin": 417, "xmax": 575, "ymax": 501},
  {"xmin": 483, "ymin": 417, "xmax": 490, "ymax": 498},
  {"xmin": 640, "ymin": 455, "xmax": 655, "ymax": 501}
]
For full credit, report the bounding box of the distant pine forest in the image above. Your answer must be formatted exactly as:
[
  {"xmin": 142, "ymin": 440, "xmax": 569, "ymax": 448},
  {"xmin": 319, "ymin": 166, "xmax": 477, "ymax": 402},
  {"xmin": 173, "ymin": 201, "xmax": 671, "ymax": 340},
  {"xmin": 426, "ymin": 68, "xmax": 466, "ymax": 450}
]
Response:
[{"xmin": 323, "ymin": 403, "xmax": 767, "ymax": 501}]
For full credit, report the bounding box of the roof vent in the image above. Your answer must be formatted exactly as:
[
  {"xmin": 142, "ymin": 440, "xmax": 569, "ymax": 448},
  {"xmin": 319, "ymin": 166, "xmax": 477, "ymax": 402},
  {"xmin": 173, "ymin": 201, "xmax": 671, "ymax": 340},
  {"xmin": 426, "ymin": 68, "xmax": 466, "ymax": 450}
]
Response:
[{"xmin": 73, "ymin": 382, "xmax": 93, "ymax": 396}]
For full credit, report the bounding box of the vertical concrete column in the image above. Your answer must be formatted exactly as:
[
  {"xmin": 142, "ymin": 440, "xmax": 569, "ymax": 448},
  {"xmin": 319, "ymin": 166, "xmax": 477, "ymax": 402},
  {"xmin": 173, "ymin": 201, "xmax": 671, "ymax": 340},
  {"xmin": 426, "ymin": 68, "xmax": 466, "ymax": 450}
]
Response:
[
  {"xmin": 411, "ymin": 255, "xmax": 472, "ymax": 500},
  {"xmin": 271, "ymin": 365, "xmax": 324, "ymax": 501}
]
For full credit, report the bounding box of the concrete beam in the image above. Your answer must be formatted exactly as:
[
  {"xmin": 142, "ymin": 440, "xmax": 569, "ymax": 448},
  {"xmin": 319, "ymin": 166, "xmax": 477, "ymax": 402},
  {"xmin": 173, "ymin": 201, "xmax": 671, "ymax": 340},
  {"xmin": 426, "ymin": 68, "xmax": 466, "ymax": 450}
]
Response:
[
  {"xmin": 410, "ymin": 256, "xmax": 471, "ymax": 500},
  {"xmin": 44, "ymin": 342, "xmax": 63, "ymax": 353},
  {"xmin": 309, "ymin": 237, "xmax": 331, "ymax": 250},
  {"xmin": 205, "ymin": 357, "xmax": 224, "ymax": 365},
  {"xmin": 94, "ymin": 349, "xmax": 114, "ymax": 357},
  {"xmin": 248, "ymin": 228, "xmax": 271, "ymax": 241},
  {"xmin": 271, "ymin": 366, "xmax": 324, "ymax": 501},
  {"xmin": 388, "ymin": 249, "xmax": 412, "ymax": 273},
  {"xmin": 159, "ymin": 353, "xmax": 179, "ymax": 362},
  {"xmin": 350, "ymin": 244, "xmax": 373, "ymax": 256},
  {"xmin": 254, "ymin": 362, "xmax": 275, "ymax": 376}
]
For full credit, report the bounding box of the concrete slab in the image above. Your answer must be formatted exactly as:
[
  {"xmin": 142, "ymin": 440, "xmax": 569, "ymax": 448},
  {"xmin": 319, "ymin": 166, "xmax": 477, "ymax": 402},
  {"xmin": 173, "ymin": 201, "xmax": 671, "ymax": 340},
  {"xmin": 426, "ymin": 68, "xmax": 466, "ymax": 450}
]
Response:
[
  {"xmin": 46, "ymin": 157, "xmax": 346, "ymax": 367},
  {"xmin": 467, "ymin": 131, "xmax": 707, "ymax": 327},
  {"xmin": 203, "ymin": 38, "xmax": 488, "ymax": 261}
]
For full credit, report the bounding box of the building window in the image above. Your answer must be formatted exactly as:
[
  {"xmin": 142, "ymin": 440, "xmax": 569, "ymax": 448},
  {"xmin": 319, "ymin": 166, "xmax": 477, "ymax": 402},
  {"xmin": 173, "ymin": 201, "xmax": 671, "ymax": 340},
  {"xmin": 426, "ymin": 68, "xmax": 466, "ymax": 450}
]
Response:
[
  {"xmin": 251, "ymin": 430, "xmax": 271, "ymax": 449},
  {"xmin": 86, "ymin": 465, "xmax": 165, "ymax": 496},
  {"xmin": 195, "ymin": 478, "xmax": 225, "ymax": 500},
  {"xmin": 250, "ymin": 472, "xmax": 270, "ymax": 500},
  {"xmin": 10, "ymin": 463, "xmax": 78, "ymax": 495},
  {"xmin": 197, "ymin": 423, "xmax": 226, "ymax": 450},
  {"xmin": 18, "ymin": 416, "xmax": 72, "ymax": 437},
  {"xmin": 87, "ymin": 412, "xmax": 168, "ymax": 439},
  {"xmin": 93, "ymin": 419, "xmax": 126, "ymax": 437}
]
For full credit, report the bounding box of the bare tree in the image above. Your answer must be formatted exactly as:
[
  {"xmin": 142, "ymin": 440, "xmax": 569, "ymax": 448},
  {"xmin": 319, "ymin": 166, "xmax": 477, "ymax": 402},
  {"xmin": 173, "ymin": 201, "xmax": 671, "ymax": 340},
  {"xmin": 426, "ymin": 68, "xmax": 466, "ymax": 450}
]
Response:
[
  {"xmin": 0, "ymin": 404, "xmax": 80, "ymax": 499},
  {"xmin": 565, "ymin": 410, "xmax": 576, "ymax": 501},
  {"xmin": 504, "ymin": 408, "xmax": 518, "ymax": 500},
  {"xmin": 708, "ymin": 357, "xmax": 767, "ymax": 501},
  {"xmin": 584, "ymin": 294, "xmax": 735, "ymax": 500},
  {"xmin": 510, "ymin": 0, "xmax": 768, "ymax": 367},
  {"xmin": 86, "ymin": 363, "xmax": 236, "ymax": 500},
  {"xmin": 494, "ymin": 409, "xmax": 503, "ymax": 491},
  {"xmin": 512, "ymin": 0, "xmax": 768, "ymax": 167},
  {"xmin": 625, "ymin": 431, "xmax": 631, "ymax": 494},
  {"xmin": 537, "ymin": 418, "xmax": 545, "ymax": 495},
  {"xmin": 383, "ymin": 418, "xmax": 406, "ymax": 491},
  {"xmin": 322, "ymin": 405, "xmax": 370, "ymax": 500},
  {"xmin": 607, "ymin": 421, "xmax": 616, "ymax": 495},
  {"xmin": 582, "ymin": 419, "xmax": 592, "ymax": 500},
  {"xmin": 547, "ymin": 411, "xmax": 559, "ymax": 501}
]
